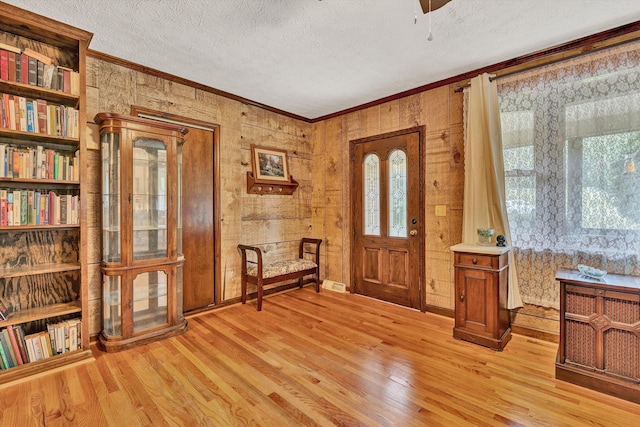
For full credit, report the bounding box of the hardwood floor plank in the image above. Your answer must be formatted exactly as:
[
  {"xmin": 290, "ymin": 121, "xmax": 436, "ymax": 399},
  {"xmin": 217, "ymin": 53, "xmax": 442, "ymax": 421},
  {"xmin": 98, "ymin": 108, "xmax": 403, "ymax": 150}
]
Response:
[
  {"xmin": 1, "ymin": 287, "xmax": 639, "ymax": 426},
  {"xmin": 175, "ymin": 323, "xmax": 321, "ymax": 426}
]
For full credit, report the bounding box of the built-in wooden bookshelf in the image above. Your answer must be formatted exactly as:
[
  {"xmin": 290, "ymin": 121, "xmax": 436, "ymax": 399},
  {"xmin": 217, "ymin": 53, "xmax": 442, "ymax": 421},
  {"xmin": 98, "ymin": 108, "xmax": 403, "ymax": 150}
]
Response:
[{"xmin": 0, "ymin": 2, "xmax": 93, "ymax": 383}]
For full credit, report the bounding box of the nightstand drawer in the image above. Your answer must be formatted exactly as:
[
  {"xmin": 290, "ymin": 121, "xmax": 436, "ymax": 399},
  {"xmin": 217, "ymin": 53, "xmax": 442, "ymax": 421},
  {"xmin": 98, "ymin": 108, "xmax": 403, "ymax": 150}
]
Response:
[{"xmin": 456, "ymin": 253, "xmax": 495, "ymax": 268}]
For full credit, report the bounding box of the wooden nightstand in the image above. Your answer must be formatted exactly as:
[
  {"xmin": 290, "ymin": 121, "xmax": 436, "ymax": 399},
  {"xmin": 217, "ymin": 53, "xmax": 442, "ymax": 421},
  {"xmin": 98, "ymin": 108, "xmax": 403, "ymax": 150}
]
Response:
[{"xmin": 451, "ymin": 244, "xmax": 511, "ymax": 351}]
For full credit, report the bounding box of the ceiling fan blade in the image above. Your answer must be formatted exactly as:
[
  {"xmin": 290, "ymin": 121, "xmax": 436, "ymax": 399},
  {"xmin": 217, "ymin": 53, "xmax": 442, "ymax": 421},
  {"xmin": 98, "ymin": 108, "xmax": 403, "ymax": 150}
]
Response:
[{"xmin": 419, "ymin": 0, "xmax": 452, "ymax": 14}]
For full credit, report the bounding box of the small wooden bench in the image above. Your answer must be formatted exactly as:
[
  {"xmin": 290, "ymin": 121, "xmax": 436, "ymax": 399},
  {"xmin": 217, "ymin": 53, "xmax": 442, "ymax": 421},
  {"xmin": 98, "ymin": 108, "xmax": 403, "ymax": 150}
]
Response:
[{"xmin": 238, "ymin": 238, "xmax": 322, "ymax": 311}]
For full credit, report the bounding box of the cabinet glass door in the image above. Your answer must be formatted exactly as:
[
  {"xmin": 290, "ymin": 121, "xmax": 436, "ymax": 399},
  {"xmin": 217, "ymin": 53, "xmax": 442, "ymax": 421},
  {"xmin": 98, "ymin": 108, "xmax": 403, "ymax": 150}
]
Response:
[
  {"xmin": 102, "ymin": 132, "xmax": 121, "ymax": 262},
  {"xmin": 132, "ymin": 137, "xmax": 167, "ymax": 261},
  {"xmin": 132, "ymin": 270, "xmax": 168, "ymax": 332}
]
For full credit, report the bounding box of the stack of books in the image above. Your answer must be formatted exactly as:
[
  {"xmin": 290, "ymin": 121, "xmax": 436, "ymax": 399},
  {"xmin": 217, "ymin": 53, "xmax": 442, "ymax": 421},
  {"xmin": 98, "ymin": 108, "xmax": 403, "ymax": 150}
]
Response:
[
  {"xmin": 0, "ymin": 94, "xmax": 79, "ymax": 138},
  {"xmin": 0, "ymin": 319, "xmax": 82, "ymax": 369},
  {"xmin": 0, "ymin": 189, "xmax": 79, "ymax": 226},
  {"xmin": 0, "ymin": 144, "xmax": 79, "ymax": 181},
  {"xmin": 0, "ymin": 42, "xmax": 80, "ymax": 95}
]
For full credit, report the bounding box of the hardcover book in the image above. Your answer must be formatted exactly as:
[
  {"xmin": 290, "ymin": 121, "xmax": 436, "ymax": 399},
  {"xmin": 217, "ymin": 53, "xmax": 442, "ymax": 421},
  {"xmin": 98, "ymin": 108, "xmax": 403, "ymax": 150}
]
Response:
[
  {"xmin": 36, "ymin": 61, "xmax": 44, "ymax": 88},
  {"xmin": 0, "ymin": 189, "xmax": 6, "ymax": 226},
  {"xmin": 6, "ymin": 325, "xmax": 23, "ymax": 365},
  {"xmin": 36, "ymin": 99, "xmax": 47, "ymax": 135},
  {"xmin": 12, "ymin": 190, "xmax": 19, "ymax": 226},
  {"xmin": 15, "ymin": 53, "xmax": 21, "ymax": 84},
  {"xmin": 0, "ymin": 144, "xmax": 5, "ymax": 177},
  {"xmin": 26, "ymin": 101, "xmax": 35, "ymax": 132},
  {"xmin": 0, "ymin": 333, "xmax": 11, "ymax": 369},
  {"xmin": 20, "ymin": 190, "xmax": 27, "ymax": 225},
  {"xmin": 7, "ymin": 51, "xmax": 16, "ymax": 82},
  {"xmin": 30, "ymin": 334, "xmax": 43, "ymax": 361},
  {"xmin": 20, "ymin": 53, "xmax": 28, "ymax": 84},
  {"xmin": 0, "ymin": 329, "xmax": 18, "ymax": 367},
  {"xmin": 18, "ymin": 96, "xmax": 27, "ymax": 131},
  {"xmin": 27, "ymin": 56, "xmax": 37, "ymax": 86},
  {"xmin": 7, "ymin": 192, "xmax": 13, "ymax": 226},
  {"xmin": 24, "ymin": 336, "xmax": 36, "ymax": 363},
  {"xmin": 56, "ymin": 67, "xmax": 64, "ymax": 92},
  {"xmin": 0, "ymin": 50, "xmax": 8, "ymax": 81},
  {"xmin": 13, "ymin": 325, "xmax": 29, "ymax": 364},
  {"xmin": 42, "ymin": 64, "xmax": 55, "ymax": 89}
]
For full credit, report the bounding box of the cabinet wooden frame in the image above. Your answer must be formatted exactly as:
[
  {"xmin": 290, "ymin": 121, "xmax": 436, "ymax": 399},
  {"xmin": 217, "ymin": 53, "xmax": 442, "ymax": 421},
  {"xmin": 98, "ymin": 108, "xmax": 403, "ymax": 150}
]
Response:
[
  {"xmin": 95, "ymin": 113, "xmax": 188, "ymax": 353},
  {"xmin": 0, "ymin": 3, "xmax": 93, "ymax": 384}
]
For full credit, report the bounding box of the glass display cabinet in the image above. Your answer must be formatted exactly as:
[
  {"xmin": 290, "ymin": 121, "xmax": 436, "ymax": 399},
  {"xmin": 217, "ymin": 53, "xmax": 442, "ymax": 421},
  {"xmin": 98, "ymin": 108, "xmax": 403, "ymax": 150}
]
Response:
[{"xmin": 95, "ymin": 113, "xmax": 188, "ymax": 352}]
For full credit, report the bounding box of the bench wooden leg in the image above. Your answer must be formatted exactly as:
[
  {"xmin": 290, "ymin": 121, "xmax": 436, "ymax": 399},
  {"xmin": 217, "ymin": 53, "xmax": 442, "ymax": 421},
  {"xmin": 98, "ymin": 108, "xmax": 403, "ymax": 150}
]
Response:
[
  {"xmin": 257, "ymin": 279, "xmax": 263, "ymax": 311},
  {"xmin": 314, "ymin": 268, "xmax": 320, "ymax": 293},
  {"xmin": 241, "ymin": 276, "xmax": 247, "ymax": 304}
]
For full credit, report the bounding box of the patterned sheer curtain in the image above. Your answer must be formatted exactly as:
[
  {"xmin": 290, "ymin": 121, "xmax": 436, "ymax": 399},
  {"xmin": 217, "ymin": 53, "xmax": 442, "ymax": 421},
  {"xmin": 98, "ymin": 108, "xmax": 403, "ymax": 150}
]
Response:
[{"xmin": 496, "ymin": 41, "xmax": 640, "ymax": 309}]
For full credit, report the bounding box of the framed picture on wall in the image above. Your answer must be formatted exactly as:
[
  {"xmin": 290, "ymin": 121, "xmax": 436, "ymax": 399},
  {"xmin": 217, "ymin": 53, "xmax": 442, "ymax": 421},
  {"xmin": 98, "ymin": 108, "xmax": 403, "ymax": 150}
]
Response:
[{"xmin": 251, "ymin": 144, "xmax": 291, "ymax": 183}]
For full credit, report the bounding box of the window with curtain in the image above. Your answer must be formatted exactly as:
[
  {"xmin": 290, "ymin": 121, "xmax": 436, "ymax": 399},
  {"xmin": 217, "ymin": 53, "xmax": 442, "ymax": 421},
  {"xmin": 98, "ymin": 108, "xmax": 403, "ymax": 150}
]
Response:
[{"xmin": 497, "ymin": 41, "xmax": 640, "ymax": 309}]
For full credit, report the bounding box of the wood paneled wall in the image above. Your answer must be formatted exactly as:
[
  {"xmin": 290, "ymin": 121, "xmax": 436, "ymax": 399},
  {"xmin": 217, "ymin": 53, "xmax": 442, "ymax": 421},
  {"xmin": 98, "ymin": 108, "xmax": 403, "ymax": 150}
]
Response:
[
  {"xmin": 81, "ymin": 56, "xmax": 465, "ymax": 336},
  {"xmin": 83, "ymin": 58, "xmax": 314, "ymax": 335},
  {"xmin": 312, "ymin": 85, "xmax": 465, "ymax": 311}
]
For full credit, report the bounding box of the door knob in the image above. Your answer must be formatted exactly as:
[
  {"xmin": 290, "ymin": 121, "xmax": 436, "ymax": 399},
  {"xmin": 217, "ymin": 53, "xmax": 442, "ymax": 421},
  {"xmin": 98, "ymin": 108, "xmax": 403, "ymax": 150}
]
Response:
[{"xmin": 410, "ymin": 229, "xmax": 418, "ymax": 236}]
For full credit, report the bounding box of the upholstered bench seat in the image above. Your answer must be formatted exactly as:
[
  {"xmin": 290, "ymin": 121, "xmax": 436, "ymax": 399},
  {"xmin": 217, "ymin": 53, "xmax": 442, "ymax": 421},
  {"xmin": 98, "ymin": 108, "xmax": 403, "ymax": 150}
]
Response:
[{"xmin": 247, "ymin": 259, "xmax": 318, "ymax": 279}]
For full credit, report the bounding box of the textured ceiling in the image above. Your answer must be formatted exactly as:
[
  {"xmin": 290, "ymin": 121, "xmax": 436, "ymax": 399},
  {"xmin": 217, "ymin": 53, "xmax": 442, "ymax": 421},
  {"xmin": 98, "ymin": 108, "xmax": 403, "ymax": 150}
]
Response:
[{"xmin": 4, "ymin": 0, "xmax": 640, "ymax": 120}]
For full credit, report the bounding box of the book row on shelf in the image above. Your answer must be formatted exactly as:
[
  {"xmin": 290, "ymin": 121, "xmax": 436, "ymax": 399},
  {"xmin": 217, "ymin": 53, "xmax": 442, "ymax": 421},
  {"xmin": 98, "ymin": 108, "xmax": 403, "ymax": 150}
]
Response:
[
  {"xmin": 0, "ymin": 144, "xmax": 79, "ymax": 181},
  {"xmin": 0, "ymin": 43, "xmax": 80, "ymax": 95},
  {"xmin": 1, "ymin": 93, "xmax": 79, "ymax": 138},
  {"xmin": 0, "ymin": 320, "xmax": 82, "ymax": 370},
  {"xmin": 0, "ymin": 189, "xmax": 79, "ymax": 226}
]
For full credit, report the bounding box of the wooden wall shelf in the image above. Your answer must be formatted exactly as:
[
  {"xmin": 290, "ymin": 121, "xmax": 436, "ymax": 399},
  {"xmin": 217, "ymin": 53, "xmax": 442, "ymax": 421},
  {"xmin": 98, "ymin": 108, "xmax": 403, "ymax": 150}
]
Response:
[{"xmin": 246, "ymin": 172, "xmax": 298, "ymax": 195}]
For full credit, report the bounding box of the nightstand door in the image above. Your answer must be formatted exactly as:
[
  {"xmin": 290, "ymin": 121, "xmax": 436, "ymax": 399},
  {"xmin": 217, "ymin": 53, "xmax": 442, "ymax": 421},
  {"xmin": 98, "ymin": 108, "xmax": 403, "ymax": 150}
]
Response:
[{"xmin": 455, "ymin": 267, "xmax": 495, "ymax": 334}]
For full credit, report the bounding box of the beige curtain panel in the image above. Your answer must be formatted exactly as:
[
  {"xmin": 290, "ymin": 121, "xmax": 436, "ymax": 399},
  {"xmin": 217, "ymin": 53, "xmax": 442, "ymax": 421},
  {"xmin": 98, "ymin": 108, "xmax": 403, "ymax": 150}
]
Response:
[{"xmin": 463, "ymin": 73, "xmax": 523, "ymax": 309}]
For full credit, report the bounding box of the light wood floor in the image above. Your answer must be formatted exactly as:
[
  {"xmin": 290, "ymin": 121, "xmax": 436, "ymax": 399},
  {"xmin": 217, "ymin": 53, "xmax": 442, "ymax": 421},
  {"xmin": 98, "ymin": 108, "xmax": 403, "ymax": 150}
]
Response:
[{"xmin": 0, "ymin": 287, "xmax": 638, "ymax": 426}]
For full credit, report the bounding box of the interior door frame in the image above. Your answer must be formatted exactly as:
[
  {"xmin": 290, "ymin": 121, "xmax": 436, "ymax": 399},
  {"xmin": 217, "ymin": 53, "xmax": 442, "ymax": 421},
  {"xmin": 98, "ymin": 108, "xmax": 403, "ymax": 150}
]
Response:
[
  {"xmin": 130, "ymin": 105, "xmax": 222, "ymax": 307},
  {"xmin": 349, "ymin": 126, "xmax": 426, "ymax": 312}
]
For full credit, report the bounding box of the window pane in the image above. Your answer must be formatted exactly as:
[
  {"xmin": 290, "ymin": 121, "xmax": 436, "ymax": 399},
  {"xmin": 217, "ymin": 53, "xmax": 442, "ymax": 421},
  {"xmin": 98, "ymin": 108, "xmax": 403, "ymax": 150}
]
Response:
[
  {"xmin": 364, "ymin": 154, "xmax": 380, "ymax": 236},
  {"xmin": 572, "ymin": 132, "xmax": 640, "ymax": 230},
  {"xmin": 505, "ymin": 176, "xmax": 536, "ymax": 233},
  {"xmin": 504, "ymin": 146, "xmax": 534, "ymax": 170},
  {"xmin": 388, "ymin": 149, "xmax": 407, "ymax": 238},
  {"xmin": 502, "ymin": 109, "xmax": 536, "ymax": 232}
]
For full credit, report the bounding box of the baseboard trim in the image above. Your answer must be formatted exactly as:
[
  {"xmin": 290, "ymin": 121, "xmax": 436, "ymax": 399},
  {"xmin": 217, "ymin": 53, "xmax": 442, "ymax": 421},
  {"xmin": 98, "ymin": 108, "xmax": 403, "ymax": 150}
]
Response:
[
  {"xmin": 425, "ymin": 305, "xmax": 454, "ymax": 318},
  {"xmin": 511, "ymin": 324, "xmax": 559, "ymax": 343},
  {"xmin": 186, "ymin": 281, "xmax": 307, "ymax": 316}
]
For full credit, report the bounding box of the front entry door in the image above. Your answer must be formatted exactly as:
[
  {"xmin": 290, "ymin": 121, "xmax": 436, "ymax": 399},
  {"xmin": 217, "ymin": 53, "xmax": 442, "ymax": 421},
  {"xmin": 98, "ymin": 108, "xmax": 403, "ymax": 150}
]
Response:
[{"xmin": 352, "ymin": 128, "xmax": 423, "ymax": 309}]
